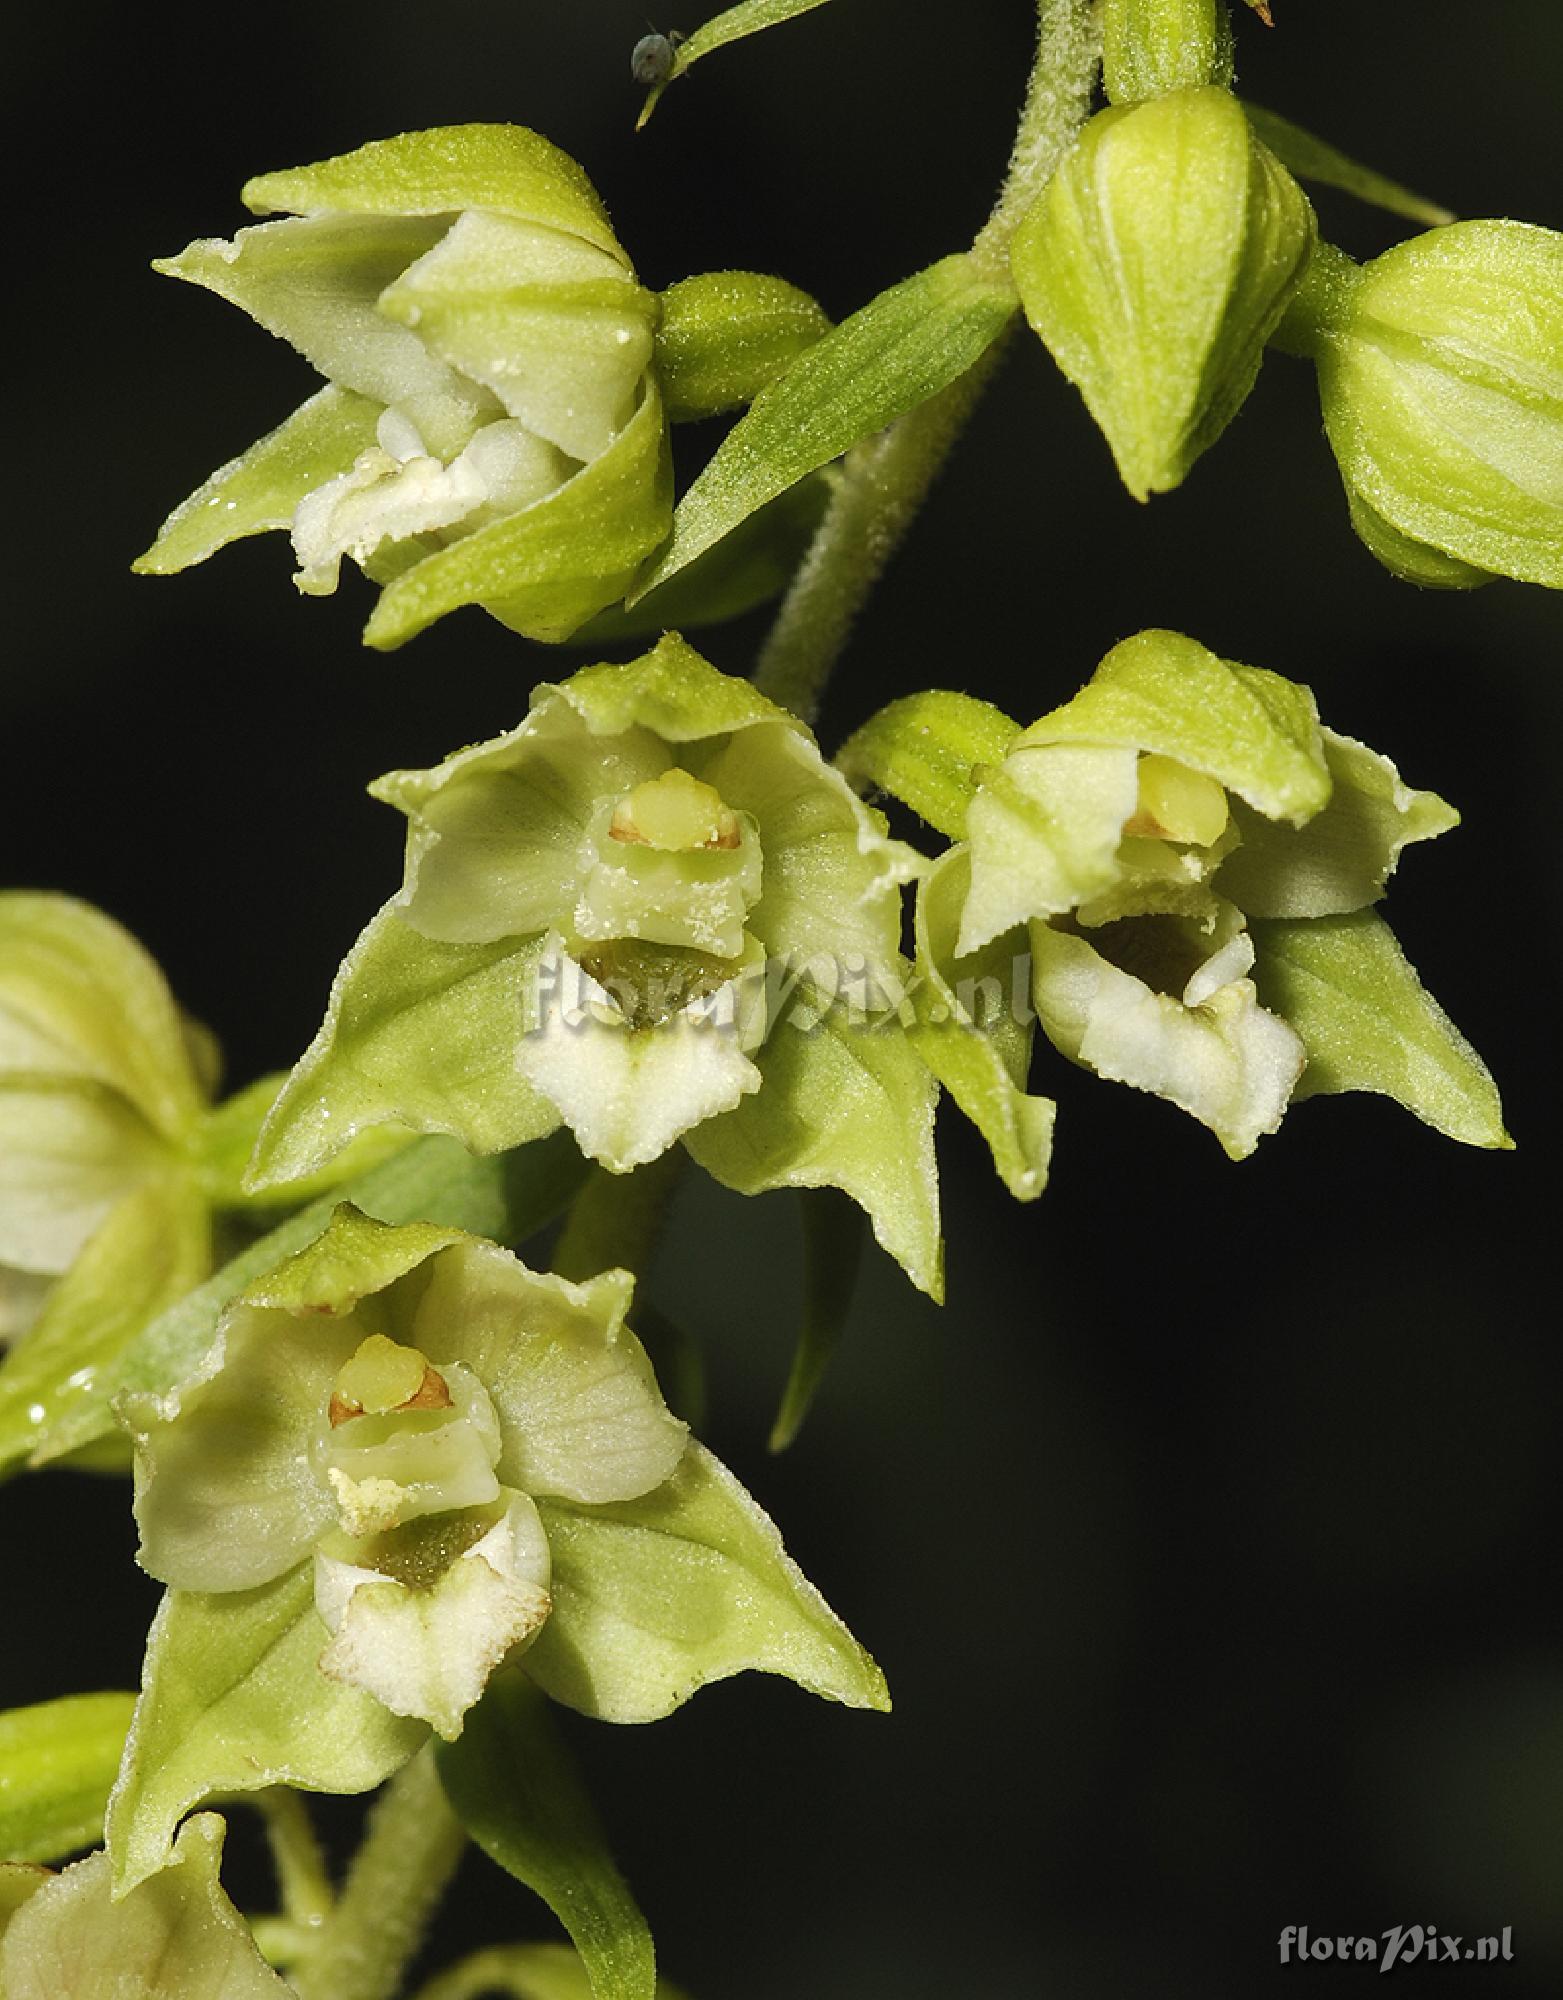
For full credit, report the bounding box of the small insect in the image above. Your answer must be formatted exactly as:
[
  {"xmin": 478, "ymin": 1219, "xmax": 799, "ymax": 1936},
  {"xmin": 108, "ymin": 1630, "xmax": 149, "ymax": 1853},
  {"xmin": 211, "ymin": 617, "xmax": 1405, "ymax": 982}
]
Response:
[{"xmin": 631, "ymin": 28, "xmax": 685, "ymax": 89}]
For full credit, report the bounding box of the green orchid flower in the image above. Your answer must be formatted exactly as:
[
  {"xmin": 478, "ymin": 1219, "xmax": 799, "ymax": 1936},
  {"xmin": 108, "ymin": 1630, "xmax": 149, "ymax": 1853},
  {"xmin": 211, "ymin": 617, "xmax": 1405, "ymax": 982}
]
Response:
[
  {"xmin": 249, "ymin": 637, "xmax": 941, "ymax": 1297},
  {"xmin": 135, "ymin": 126, "xmax": 672, "ymax": 648},
  {"xmin": 1280, "ymin": 224, "xmax": 1563, "ymax": 590},
  {"xmin": 108, "ymin": 1206, "xmax": 887, "ymax": 1884},
  {"xmin": 0, "ymin": 897, "xmax": 217, "ymax": 1407},
  {"xmin": 0, "ymin": 895, "xmax": 405, "ymax": 1475},
  {"xmin": 842, "ymin": 632, "xmax": 1507, "ymax": 1169}
]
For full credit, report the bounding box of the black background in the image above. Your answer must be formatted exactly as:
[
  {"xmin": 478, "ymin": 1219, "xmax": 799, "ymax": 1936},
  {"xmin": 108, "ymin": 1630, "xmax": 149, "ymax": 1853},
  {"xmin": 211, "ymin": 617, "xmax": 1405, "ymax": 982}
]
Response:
[{"xmin": 5, "ymin": 3, "xmax": 1562, "ymax": 1995}]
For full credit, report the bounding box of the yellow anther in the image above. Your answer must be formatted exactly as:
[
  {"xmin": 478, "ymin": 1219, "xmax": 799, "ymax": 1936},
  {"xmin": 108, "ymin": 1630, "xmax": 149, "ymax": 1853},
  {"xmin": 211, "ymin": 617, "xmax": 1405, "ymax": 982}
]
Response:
[
  {"xmin": 1124, "ymin": 753, "xmax": 1229, "ymax": 847},
  {"xmin": 329, "ymin": 1334, "xmax": 451, "ymax": 1427},
  {"xmin": 609, "ymin": 768, "xmax": 741, "ymax": 852}
]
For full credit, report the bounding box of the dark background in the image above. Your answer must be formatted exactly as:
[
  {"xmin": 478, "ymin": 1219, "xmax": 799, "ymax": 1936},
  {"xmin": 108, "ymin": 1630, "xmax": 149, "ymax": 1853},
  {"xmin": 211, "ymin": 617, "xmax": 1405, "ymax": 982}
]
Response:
[{"xmin": 4, "ymin": 3, "xmax": 1562, "ymax": 1994}]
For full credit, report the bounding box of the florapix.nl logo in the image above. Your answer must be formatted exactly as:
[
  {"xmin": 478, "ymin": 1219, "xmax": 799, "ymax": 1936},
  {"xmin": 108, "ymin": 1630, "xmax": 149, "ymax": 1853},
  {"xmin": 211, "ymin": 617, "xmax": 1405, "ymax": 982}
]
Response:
[{"xmin": 1279, "ymin": 1926, "xmax": 1514, "ymax": 1971}]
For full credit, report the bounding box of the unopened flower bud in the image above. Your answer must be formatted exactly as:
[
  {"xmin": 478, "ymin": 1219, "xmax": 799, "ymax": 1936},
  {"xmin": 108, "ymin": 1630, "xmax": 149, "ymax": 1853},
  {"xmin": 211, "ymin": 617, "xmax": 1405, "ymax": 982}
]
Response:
[
  {"xmin": 1012, "ymin": 88, "xmax": 1315, "ymax": 500},
  {"xmin": 1295, "ymin": 221, "xmax": 1563, "ymax": 590}
]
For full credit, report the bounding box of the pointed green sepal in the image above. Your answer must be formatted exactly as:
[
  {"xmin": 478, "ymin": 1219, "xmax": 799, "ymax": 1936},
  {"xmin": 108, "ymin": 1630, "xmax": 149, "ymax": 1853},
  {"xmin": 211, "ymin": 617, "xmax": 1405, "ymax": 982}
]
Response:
[
  {"xmin": 135, "ymin": 387, "xmax": 385, "ymax": 575},
  {"xmin": 908, "ymin": 850, "xmax": 1054, "ymax": 1202},
  {"xmin": 685, "ymin": 999, "xmax": 943, "ymax": 1300},
  {"xmin": 526, "ymin": 1443, "xmax": 890, "ymax": 1721},
  {"xmin": 1250, "ymin": 911, "xmax": 1509, "ymax": 1148},
  {"xmin": 243, "ymin": 125, "xmax": 629, "ymax": 267},
  {"xmin": 1214, "ymin": 729, "xmax": 1458, "ymax": 918},
  {"xmin": 247, "ymin": 911, "xmax": 561, "ymax": 1190},
  {"xmin": 107, "ymin": 1568, "xmax": 426, "ymax": 1893}
]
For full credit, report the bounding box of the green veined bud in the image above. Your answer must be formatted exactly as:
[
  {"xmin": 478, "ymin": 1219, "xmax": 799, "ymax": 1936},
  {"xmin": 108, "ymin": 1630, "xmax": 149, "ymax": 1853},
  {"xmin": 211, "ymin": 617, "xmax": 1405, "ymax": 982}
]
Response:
[
  {"xmin": 1297, "ymin": 221, "xmax": 1563, "ymax": 591},
  {"xmin": 1102, "ymin": 0, "xmax": 1234, "ymax": 105},
  {"xmin": 1012, "ymin": 88, "xmax": 1316, "ymax": 500}
]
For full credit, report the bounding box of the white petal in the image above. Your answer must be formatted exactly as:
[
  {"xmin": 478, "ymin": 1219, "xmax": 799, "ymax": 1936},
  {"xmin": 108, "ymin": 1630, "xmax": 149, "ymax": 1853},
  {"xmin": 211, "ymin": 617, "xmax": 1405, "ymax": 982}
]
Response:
[
  {"xmin": 514, "ymin": 936, "xmax": 763, "ymax": 1171},
  {"xmin": 1031, "ymin": 920, "xmax": 1304, "ymax": 1159},
  {"xmin": 315, "ymin": 1493, "xmax": 553, "ymax": 1739}
]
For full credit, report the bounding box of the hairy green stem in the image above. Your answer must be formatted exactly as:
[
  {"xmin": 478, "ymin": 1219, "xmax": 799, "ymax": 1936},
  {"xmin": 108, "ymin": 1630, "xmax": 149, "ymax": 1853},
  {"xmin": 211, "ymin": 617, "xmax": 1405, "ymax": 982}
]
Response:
[
  {"xmin": 290, "ymin": 1750, "xmax": 465, "ymax": 2000},
  {"xmin": 752, "ymin": 0, "xmax": 1103, "ymax": 723}
]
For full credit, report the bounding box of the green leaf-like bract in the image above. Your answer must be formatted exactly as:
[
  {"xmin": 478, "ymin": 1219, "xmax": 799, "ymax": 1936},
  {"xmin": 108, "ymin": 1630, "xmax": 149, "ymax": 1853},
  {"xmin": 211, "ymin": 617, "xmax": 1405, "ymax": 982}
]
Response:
[
  {"xmin": 526, "ymin": 1443, "xmax": 891, "ymax": 1722},
  {"xmin": 769, "ymin": 1191, "xmax": 865, "ymax": 1452},
  {"xmin": 636, "ymin": 0, "xmax": 836, "ymax": 126},
  {"xmin": 438, "ymin": 1674, "xmax": 655, "ymax": 2000},
  {"xmin": 107, "ymin": 1568, "xmax": 427, "ymax": 1894},
  {"xmin": 1250, "ymin": 912, "xmax": 1510, "ymax": 1148},
  {"xmin": 632, "ymin": 258, "xmax": 1014, "ymax": 597},
  {"xmin": 572, "ymin": 474, "xmax": 832, "ymax": 644},
  {"xmin": 0, "ymin": 1693, "xmax": 136, "ymax": 1864},
  {"xmin": 1243, "ymin": 104, "xmax": 1455, "ymax": 228}
]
